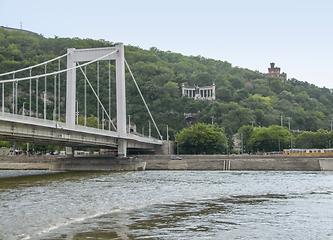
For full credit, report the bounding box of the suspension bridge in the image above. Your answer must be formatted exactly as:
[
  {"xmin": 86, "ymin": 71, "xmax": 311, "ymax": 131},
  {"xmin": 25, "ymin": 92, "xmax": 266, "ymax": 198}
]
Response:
[{"xmin": 0, "ymin": 44, "xmax": 163, "ymax": 157}]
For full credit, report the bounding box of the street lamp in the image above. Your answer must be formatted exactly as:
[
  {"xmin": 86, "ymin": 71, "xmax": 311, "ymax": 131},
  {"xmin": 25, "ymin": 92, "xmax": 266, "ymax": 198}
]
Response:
[
  {"xmin": 279, "ymin": 115, "xmax": 284, "ymax": 127},
  {"xmin": 250, "ymin": 121, "xmax": 255, "ymax": 127},
  {"xmin": 211, "ymin": 116, "xmax": 214, "ymax": 125},
  {"xmin": 287, "ymin": 117, "xmax": 292, "ymax": 130},
  {"xmin": 76, "ymin": 100, "xmax": 79, "ymax": 125},
  {"xmin": 166, "ymin": 125, "xmax": 169, "ymax": 155},
  {"xmin": 128, "ymin": 115, "xmax": 131, "ymax": 133},
  {"xmin": 102, "ymin": 118, "xmax": 105, "ymax": 130},
  {"xmin": 291, "ymin": 131, "xmax": 293, "ymax": 152},
  {"xmin": 241, "ymin": 133, "xmax": 243, "ymax": 154},
  {"xmin": 53, "ymin": 109, "xmax": 56, "ymax": 121},
  {"xmin": 22, "ymin": 102, "xmax": 25, "ymax": 116},
  {"xmin": 148, "ymin": 120, "xmax": 151, "ymax": 138},
  {"xmin": 175, "ymin": 140, "xmax": 179, "ymax": 155}
]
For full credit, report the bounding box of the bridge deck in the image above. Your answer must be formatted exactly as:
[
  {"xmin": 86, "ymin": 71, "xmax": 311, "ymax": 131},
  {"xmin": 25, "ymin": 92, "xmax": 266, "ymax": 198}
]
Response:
[{"xmin": 0, "ymin": 112, "xmax": 162, "ymax": 149}]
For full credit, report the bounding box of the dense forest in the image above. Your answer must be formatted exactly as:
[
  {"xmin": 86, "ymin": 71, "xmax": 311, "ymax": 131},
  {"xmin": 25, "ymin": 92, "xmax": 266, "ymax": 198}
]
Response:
[{"xmin": 1, "ymin": 27, "xmax": 333, "ymax": 153}]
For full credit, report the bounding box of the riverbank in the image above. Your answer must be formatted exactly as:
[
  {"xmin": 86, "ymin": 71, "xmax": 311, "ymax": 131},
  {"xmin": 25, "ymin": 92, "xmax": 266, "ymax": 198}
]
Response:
[
  {"xmin": 140, "ymin": 155, "xmax": 333, "ymax": 171},
  {"xmin": 0, "ymin": 155, "xmax": 57, "ymax": 170},
  {"xmin": 1, "ymin": 155, "xmax": 333, "ymax": 171}
]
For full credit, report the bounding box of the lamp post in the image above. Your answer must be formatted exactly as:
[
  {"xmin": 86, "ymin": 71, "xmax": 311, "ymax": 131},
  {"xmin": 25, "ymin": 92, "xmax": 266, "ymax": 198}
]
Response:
[
  {"xmin": 166, "ymin": 125, "xmax": 169, "ymax": 155},
  {"xmin": 287, "ymin": 117, "xmax": 292, "ymax": 130},
  {"xmin": 22, "ymin": 101, "xmax": 27, "ymax": 155},
  {"xmin": 241, "ymin": 133, "xmax": 243, "ymax": 154},
  {"xmin": 2, "ymin": 81, "xmax": 4, "ymax": 114},
  {"xmin": 250, "ymin": 121, "xmax": 255, "ymax": 127},
  {"xmin": 53, "ymin": 109, "xmax": 56, "ymax": 121},
  {"xmin": 175, "ymin": 140, "xmax": 179, "ymax": 155},
  {"xmin": 291, "ymin": 131, "xmax": 293, "ymax": 152},
  {"xmin": 128, "ymin": 115, "xmax": 131, "ymax": 133},
  {"xmin": 330, "ymin": 119, "xmax": 333, "ymax": 131},
  {"xmin": 211, "ymin": 116, "xmax": 214, "ymax": 125},
  {"xmin": 102, "ymin": 119, "xmax": 105, "ymax": 130},
  {"xmin": 148, "ymin": 120, "xmax": 151, "ymax": 138},
  {"xmin": 22, "ymin": 102, "xmax": 25, "ymax": 116},
  {"xmin": 279, "ymin": 115, "xmax": 283, "ymax": 127},
  {"xmin": 76, "ymin": 100, "xmax": 79, "ymax": 125}
]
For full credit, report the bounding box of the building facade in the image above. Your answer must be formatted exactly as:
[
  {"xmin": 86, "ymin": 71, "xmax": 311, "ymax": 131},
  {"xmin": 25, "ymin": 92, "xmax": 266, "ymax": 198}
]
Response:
[
  {"xmin": 182, "ymin": 83, "xmax": 216, "ymax": 100},
  {"xmin": 265, "ymin": 62, "xmax": 287, "ymax": 83}
]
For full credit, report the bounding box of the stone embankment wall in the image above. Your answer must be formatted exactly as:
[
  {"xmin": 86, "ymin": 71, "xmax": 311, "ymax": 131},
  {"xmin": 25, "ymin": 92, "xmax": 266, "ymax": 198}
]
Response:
[
  {"xmin": 49, "ymin": 156, "xmax": 146, "ymax": 171},
  {"xmin": 139, "ymin": 155, "xmax": 333, "ymax": 171},
  {"xmin": 1, "ymin": 154, "xmax": 333, "ymax": 171},
  {"xmin": 0, "ymin": 155, "xmax": 57, "ymax": 170}
]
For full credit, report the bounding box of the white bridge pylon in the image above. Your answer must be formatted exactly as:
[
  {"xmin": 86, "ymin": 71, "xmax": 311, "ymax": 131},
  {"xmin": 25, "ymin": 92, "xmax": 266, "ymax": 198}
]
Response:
[{"xmin": 67, "ymin": 44, "xmax": 128, "ymax": 156}]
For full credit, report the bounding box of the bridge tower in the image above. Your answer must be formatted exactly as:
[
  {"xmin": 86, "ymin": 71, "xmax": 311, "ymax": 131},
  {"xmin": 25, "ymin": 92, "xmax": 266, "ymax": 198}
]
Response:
[{"xmin": 66, "ymin": 44, "xmax": 127, "ymax": 156}]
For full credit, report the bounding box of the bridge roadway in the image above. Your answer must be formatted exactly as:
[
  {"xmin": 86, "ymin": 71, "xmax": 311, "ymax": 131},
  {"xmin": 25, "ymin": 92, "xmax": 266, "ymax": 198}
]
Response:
[{"xmin": 0, "ymin": 112, "xmax": 162, "ymax": 151}]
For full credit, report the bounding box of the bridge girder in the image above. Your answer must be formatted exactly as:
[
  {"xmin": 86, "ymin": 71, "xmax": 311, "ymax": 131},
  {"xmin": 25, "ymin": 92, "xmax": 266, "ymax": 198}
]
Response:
[{"xmin": 0, "ymin": 113, "xmax": 161, "ymax": 152}]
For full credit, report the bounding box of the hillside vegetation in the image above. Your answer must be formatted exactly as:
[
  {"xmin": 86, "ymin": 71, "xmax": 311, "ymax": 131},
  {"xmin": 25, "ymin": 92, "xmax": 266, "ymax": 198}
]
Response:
[{"xmin": 1, "ymin": 27, "xmax": 333, "ymax": 152}]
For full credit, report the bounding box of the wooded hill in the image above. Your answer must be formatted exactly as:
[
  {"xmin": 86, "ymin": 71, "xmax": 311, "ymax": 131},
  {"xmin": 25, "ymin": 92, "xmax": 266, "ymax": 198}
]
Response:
[{"xmin": 1, "ymin": 27, "xmax": 333, "ymax": 145}]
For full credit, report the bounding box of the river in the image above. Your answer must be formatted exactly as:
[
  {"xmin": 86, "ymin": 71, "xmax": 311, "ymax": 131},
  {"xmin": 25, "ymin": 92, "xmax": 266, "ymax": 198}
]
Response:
[{"xmin": 0, "ymin": 170, "xmax": 332, "ymax": 239}]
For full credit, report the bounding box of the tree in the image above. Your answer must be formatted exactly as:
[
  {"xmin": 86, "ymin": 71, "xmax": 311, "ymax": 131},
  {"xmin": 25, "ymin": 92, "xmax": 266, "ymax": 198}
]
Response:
[
  {"xmin": 224, "ymin": 124, "xmax": 234, "ymax": 154},
  {"xmin": 249, "ymin": 125, "xmax": 290, "ymax": 152},
  {"xmin": 163, "ymin": 81, "xmax": 179, "ymax": 99},
  {"xmin": 175, "ymin": 123, "xmax": 227, "ymax": 154},
  {"xmin": 296, "ymin": 131, "xmax": 328, "ymax": 149},
  {"xmin": 216, "ymin": 86, "xmax": 234, "ymax": 102},
  {"xmin": 238, "ymin": 125, "xmax": 254, "ymax": 153},
  {"xmin": 2, "ymin": 27, "xmax": 333, "ymax": 138},
  {"xmin": 0, "ymin": 141, "xmax": 11, "ymax": 148}
]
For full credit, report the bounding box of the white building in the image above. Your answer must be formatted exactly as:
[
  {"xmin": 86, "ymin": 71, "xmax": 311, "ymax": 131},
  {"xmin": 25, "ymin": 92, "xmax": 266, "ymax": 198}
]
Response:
[{"xmin": 182, "ymin": 83, "xmax": 216, "ymax": 100}]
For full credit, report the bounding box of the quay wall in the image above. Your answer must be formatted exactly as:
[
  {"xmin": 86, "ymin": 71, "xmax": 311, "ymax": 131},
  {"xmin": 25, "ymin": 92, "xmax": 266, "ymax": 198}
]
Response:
[
  {"xmin": 0, "ymin": 155, "xmax": 333, "ymax": 171},
  {"xmin": 49, "ymin": 156, "xmax": 146, "ymax": 171},
  {"xmin": 0, "ymin": 155, "xmax": 57, "ymax": 170},
  {"xmin": 139, "ymin": 155, "xmax": 333, "ymax": 171}
]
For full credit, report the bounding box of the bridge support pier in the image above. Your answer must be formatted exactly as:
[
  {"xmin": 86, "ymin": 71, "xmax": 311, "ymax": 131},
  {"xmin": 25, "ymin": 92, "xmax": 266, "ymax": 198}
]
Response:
[
  {"xmin": 65, "ymin": 146, "xmax": 73, "ymax": 156},
  {"xmin": 118, "ymin": 139, "xmax": 127, "ymax": 157}
]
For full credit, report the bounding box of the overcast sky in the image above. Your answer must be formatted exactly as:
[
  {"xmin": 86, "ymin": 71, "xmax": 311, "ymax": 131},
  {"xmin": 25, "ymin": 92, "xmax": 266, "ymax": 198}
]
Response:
[{"xmin": 1, "ymin": 0, "xmax": 332, "ymax": 88}]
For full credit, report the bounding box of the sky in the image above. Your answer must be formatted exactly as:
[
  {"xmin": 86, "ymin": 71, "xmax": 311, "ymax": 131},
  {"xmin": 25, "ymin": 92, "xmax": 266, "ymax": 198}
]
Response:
[{"xmin": 0, "ymin": 0, "xmax": 332, "ymax": 88}]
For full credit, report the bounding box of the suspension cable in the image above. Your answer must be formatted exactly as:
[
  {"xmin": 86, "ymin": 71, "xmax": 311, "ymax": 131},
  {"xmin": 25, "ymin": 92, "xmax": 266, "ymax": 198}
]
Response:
[
  {"xmin": 76, "ymin": 62, "xmax": 117, "ymax": 131},
  {"xmin": 108, "ymin": 60, "xmax": 111, "ymax": 131},
  {"xmin": 0, "ymin": 50, "xmax": 118, "ymax": 83},
  {"xmin": 0, "ymin": 53, "xmax": 69, "ymax": 77},
  {"xmin": 124, "ymin": 58, "xmax": 162, "ymax": 140},
  {"xmin": 97, "ymin": 61, "xmax": 99, "ymax": 128}
]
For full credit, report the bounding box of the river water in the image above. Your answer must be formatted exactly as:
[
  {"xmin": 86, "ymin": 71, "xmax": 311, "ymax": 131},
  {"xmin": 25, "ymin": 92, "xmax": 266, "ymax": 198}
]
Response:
[{"xmin": 0, "ymin": 170, "xmax": 333, "ymax": 239}]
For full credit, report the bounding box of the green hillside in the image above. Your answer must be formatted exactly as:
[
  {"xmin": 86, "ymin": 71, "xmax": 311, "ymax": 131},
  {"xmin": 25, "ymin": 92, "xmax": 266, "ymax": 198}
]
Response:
[{"xmin": 1, "ymin": 27, "xmax": 333, "ymax": 151}]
